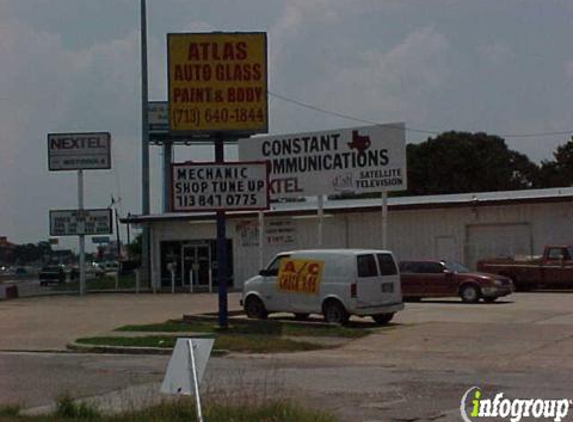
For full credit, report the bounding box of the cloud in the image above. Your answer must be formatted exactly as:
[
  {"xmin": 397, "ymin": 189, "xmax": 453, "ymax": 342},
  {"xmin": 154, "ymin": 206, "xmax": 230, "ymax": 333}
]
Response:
[
  {"xmin": 478, "ymin": 41, "xmax": 513, "ymax": 65},
  {"xmin": 266, "ymin": 25, "xmax": 450, "ymax": 132},
  {"xmin": 0, "ymin": 18, "xmax": 153, "ymax": 245}
]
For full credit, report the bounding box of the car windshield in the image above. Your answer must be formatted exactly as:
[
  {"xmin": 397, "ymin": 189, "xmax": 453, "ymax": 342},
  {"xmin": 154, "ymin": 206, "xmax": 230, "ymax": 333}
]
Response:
[{"xmin": 444, "ymin": 261, "xmax": 471, "ymax": 273}]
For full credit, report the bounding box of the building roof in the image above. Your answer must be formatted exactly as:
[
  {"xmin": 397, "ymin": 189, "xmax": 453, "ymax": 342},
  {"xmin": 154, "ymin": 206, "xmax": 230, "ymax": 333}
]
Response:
[{"xmin": 121, "ymin": 187, "xmax": 573, "ymax": 224}]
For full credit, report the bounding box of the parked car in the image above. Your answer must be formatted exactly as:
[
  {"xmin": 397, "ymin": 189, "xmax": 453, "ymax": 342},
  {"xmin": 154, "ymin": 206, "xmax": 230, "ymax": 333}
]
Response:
[
  {"xmin": 399, "ymin": 260, "xmax": 514, "ymax": 303},
  {"xmin": 477, "ymin": 245, "xmax": 573, "ymax": 290},
  {"xmin": 39, "ymin": 265, "xmax": 66, "ymax": 286},
  {"xmin": 241, "ymin": 249, "xmax": 404, "ymax": 325}
]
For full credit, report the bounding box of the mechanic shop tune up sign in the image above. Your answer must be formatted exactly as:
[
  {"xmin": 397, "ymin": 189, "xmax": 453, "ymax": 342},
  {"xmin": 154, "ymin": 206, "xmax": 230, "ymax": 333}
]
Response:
[
  {"xmin": 277, "ymin": 259, "xmax": 325, "ymax": 295},
  {"xmin": 167, "ymin": 32, "xmax": 268, "ymax": 135}
]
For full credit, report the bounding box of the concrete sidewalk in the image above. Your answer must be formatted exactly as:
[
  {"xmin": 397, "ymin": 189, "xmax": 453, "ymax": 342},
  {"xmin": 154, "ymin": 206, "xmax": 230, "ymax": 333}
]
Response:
[{"xmin": 0, "ymin": 292, "xmax": 242, "ymax": 351}]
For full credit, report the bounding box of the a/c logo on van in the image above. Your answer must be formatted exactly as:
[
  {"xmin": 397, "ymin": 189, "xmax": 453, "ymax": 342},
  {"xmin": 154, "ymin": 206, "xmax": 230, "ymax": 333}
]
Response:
[{"xmin": 277, "ymin": 259, "xmax": 324, "ymax": 295}]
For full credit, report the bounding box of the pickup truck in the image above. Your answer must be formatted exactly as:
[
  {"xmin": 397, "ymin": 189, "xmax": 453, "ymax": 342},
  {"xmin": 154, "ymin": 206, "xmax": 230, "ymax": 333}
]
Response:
[{"xmin": 476, "ymin": 245, "xmax": 573, "ymax": 290}]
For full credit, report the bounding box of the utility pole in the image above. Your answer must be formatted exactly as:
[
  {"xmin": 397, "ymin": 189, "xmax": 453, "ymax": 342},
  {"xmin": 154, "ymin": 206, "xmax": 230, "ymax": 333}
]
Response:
[{"xmin": 140, "ymin": 0, "xmax": 151, "ymax": 287}]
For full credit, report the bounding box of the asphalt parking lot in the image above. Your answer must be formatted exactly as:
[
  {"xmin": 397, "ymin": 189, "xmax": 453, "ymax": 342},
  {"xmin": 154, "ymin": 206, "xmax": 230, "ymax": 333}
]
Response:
[{"xmin": 1, "ymin": 292, "xmax": 573, "ymax": 422}]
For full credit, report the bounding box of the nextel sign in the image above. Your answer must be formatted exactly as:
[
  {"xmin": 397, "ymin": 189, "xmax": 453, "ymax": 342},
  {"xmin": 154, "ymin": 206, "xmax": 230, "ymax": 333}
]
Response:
[{"xmin": 48, "ymin": 132, "xmax": 111, "ymax": 171}]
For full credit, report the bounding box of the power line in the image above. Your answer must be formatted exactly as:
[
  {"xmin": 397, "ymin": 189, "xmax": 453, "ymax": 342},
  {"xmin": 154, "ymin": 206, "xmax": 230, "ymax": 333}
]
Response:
[{"xmin": 268, "ymin": 91, "xmax": 572, "ymax": 139}]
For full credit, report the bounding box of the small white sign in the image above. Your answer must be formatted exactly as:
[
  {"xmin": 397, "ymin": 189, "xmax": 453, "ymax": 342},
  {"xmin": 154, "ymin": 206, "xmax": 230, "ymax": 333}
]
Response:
[
  {"xmin": 160, "ymin": 338, "xmax": 214, "ymax": 395},
  {"xmin": 50, "ymin": 209, "xmax": 112, "ymax": 236},
  {"xmin": 172, "ymin": 162, "xmax": 270, "ymax": 211},
  {"xmin": 239, "ymin": 123, "xmax": 406, "ymax": 199},
  {"xmin": 48, "ymin": 132, "xmax": 111, "ymax": 171},
  {"xmin": 148, "ymin": 101, "xmax": 169, "ymax": 133}
]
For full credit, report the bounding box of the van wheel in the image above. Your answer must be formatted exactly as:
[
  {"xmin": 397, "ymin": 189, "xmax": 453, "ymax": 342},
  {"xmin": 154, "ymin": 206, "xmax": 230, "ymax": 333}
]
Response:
[
  {"xmin": 460, "ymin": 284, "xmax": 480, "ymax": 303},
  {"xmin": 323, "ymin": 300, "xmax": 349, "ymax": 325},
  {"xmin": 372, "ymin": 313, "xmax": 394, "ymax": 325},
  {"xmin": 244, "ymin": 296, "xmax": 268, "ymax": 319}
]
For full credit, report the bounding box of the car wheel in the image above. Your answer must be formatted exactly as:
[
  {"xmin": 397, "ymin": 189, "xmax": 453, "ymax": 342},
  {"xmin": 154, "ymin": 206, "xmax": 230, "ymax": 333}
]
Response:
[
  {"xmin": 483, "ymin": 297, "xmax": 497, "ymax": 303},
  {"xmin": 294, "ymin": 313, "xmax": 309, "ymax": 321},
  {"xmin": 372, "ymin": 313, "xmax": 394, "ymax": 325},
  {"xmin": 460, "ymin": 284, "xmax": 480, "ymax": 303},
  {"xmin": 244, "ymin": 296, "xmax": 268, "ymax": 319},
  {"xmin": 323, "ymin": 300, "xmax": 349, "ymax": 325}
]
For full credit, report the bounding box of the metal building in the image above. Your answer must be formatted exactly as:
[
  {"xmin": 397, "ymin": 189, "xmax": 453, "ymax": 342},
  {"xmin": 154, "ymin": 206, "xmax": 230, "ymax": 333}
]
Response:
[{"xmin": 124, "ymin": 187, "xmax": 573, "ymax": 291}]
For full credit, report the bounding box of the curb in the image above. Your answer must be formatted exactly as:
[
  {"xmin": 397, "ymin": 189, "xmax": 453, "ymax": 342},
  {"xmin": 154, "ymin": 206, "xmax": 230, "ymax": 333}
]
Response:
[{"xmin": 67, "ymin": 342, "xmax": 229, "ymax": 356}]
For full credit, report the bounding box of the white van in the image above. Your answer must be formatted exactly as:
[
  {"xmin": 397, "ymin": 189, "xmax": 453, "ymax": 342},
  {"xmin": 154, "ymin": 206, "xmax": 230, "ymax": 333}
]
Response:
[{"xmin": 241, "ymin": 249, "xmax": 404, "ymax": 324}]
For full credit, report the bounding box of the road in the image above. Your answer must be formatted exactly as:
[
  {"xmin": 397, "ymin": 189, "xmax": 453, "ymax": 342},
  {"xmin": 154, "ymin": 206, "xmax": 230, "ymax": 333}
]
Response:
[{"xmin": 1, "ymin": 292, "xmax": 573, "ymax": 422}]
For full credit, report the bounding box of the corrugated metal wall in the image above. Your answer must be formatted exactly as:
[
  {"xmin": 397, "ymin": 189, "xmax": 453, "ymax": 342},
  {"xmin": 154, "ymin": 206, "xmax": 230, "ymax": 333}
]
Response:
[{"xmin": 149, "ymin": 200, "xmax": 573, "ymax": 289}]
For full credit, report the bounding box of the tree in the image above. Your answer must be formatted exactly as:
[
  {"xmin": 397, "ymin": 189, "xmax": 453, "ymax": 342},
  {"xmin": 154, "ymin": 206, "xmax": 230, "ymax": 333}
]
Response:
[
  {"xmin": 13, "ymin": 241, "xmax": 53, "ymax": 264},
  {"xmin": 126, "ymin": 233, "xmax": 142, "ymax": 260},
  {"xmin": 406, "ymin": 131, "xmax": 540, "ymax": 195},
  {"xmin": 538, "ymin": 137, "xmax": 573, "ymax": 188}
]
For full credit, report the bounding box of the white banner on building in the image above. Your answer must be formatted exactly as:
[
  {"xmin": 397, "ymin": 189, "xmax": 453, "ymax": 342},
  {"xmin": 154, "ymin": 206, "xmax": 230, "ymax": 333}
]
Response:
[
  {"xmin": 239, "ymin": 123, "xmax": 406, "ymax": 199},
  {"xmin": 236, "ymin": 218, "xmax": 297, "ymax": 247},
  {"xmin": 172, "ymin": 162, "xmax": 269, "ymax": 211}
]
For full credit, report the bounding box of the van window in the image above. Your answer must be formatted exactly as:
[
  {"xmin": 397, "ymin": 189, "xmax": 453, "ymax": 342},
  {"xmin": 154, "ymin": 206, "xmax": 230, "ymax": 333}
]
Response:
[
  {"xmin": 357, "ymin": 254, "xmax": 378, "ymax": 277},
  {"xmin": 264, "ymin": 254, "xmax": 289, "ymax": 276},
  {"xmin": 377, "ymin": 254, "xmax": 397, "ymax": 275}
]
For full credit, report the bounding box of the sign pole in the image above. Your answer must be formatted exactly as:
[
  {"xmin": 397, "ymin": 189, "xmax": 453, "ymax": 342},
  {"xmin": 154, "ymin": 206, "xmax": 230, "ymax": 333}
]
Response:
[
  {"xmin": 78, "ymin": 169, "xmax": 86, "ymax": 296},
  {"xmin": 258, "ymin": 211, "xmax": 264, "ymax": 269},
  {"xmin": 140, "ymin": 0, "xmax": 151, "ymax": 289},
  {"xmin": 381, "ymin": 190, "xmax": 388, "ymax": 249},
  {"xmin": 317, "ymin": 195, "xmax": 324, "ymax": 246},
  {"xmin": 187, "ymin": 339, "xmax": 204, "ymax": 422},
  {"xmin": 163, "ymin": 141, "xmax": 173, "ymax": 212},
  {"xmin": 215, "ymin": 135, "xmax": 228, "ymax": 329}
]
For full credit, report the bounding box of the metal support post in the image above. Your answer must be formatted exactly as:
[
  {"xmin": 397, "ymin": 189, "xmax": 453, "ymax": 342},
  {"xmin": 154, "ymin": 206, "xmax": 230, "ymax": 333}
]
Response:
[
  {"xmin": 78, "ymin": 169, "xmax": 86, "ymax": 296},
  {"xmin": 215, "ymin": 136, "xmax": 228, "ymax": 328},
  {"xmin": 163, "ymin": 141, "xmax": 173, "ymax": 212},
  {"xmin": 188, "ymin": 339, "xmax": 204, "ymax": 422},
  {"xmin": 381, "ymin": 190, "xmax": 388, "ymax": 249},
  {"xmin": 317, "ymin": 195, "xmax": 324, "ymax": 247},
  {"xmin": 140, "ymin": 0, "xmax": 151, "ymax": 287}
]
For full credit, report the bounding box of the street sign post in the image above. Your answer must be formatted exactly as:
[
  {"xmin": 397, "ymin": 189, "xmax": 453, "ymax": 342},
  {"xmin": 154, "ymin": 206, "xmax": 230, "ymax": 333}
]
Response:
[
  {"xmin": 167, "ymin": 31, "xmax": 269, "ymax": 328},
  {"xmin": 47, "ymin": 131, "xmax": 112, "ymax": 296}
]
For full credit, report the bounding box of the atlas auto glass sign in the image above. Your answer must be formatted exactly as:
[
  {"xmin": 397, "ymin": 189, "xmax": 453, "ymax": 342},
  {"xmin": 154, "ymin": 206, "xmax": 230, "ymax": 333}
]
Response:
[
  {"xmin": 239, "ymin": 123, "xmax": 406, "ymax": 199},
  {"xmin": 48, "ymin": 132, "xmax": 111, "ymax": 171}
]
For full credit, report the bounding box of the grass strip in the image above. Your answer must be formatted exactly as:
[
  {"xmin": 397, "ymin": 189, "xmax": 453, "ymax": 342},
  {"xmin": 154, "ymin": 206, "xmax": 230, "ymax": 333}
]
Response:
[
  {"xmin": 75, "ymin": 334, "xmax": 329, "ymax": 353},
  {"xmin": 0, "ymin": 398, "xmax": 338, "ymax": 422},
  {"xmin": 115, "ymin": 319, "xmax": 371, "ymax": 338}
]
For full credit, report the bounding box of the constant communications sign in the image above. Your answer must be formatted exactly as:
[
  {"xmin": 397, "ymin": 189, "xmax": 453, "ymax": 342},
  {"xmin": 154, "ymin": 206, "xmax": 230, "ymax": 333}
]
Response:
[{"xmin": 239, "ymin": 123, "xmax": 406, "ymax": 199}]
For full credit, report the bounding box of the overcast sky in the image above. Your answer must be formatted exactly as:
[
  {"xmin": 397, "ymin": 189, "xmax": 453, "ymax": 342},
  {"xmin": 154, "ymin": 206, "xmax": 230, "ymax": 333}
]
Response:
[{"xmin": 1, "ymin": 0, "xmax": 572, "ymax": 249}]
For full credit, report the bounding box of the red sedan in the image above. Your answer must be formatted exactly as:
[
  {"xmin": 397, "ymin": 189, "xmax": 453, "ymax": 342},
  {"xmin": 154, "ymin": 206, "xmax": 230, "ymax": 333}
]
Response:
[{"xmin": 399, "ymin": 260, "xmax": 514, "ymax": 303}]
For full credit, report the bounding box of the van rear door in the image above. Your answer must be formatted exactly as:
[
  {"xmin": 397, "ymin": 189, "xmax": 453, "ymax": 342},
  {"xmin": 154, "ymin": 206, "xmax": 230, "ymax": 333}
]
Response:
[
  {"xmin": 356, "ymin": 254, "xmax": 386, "ymax": 307},
  {"xmin": 376, "ymin": 253, "xmax": 402, "ymax": 303}
]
